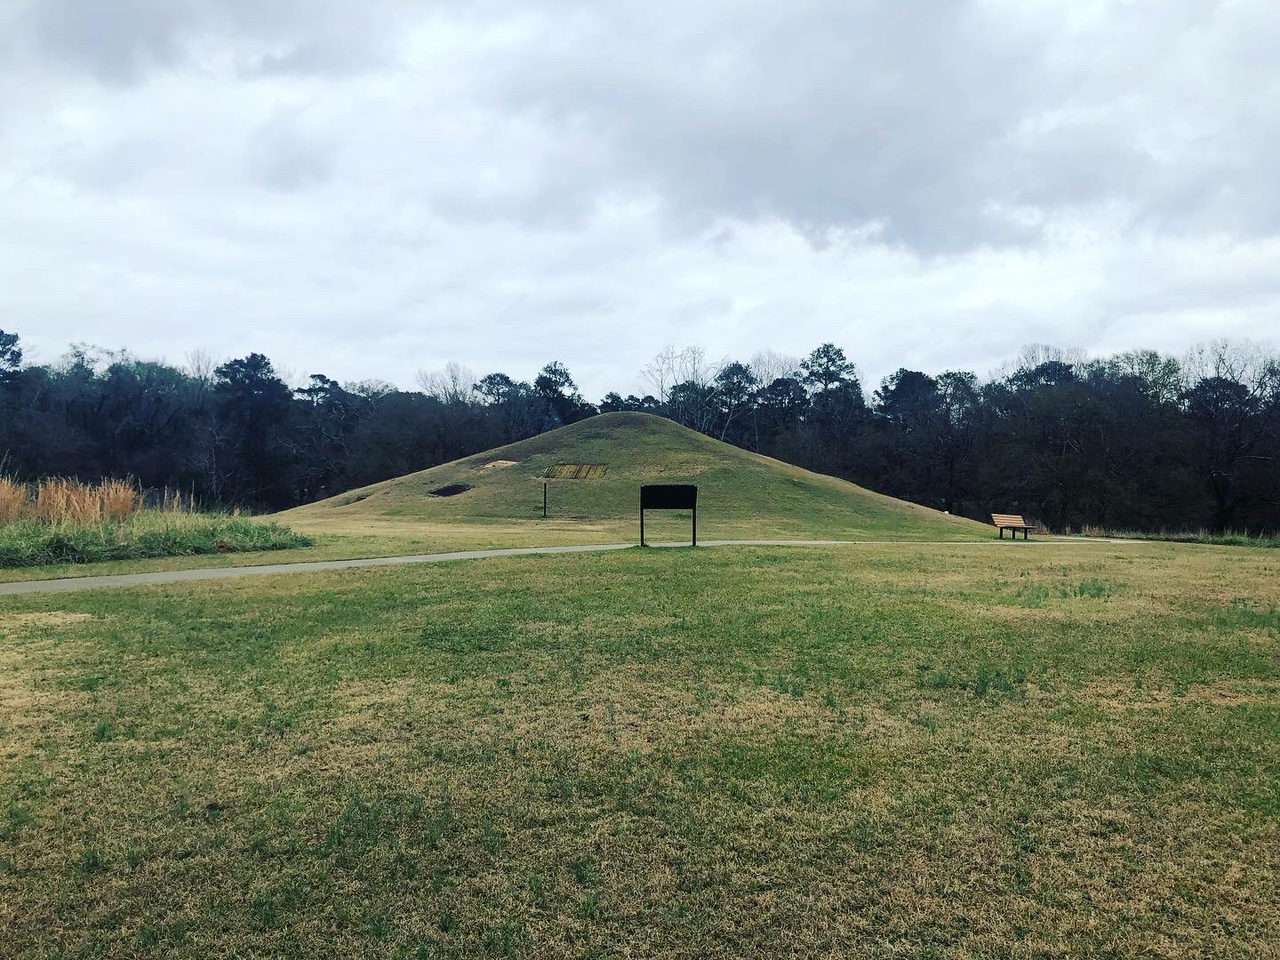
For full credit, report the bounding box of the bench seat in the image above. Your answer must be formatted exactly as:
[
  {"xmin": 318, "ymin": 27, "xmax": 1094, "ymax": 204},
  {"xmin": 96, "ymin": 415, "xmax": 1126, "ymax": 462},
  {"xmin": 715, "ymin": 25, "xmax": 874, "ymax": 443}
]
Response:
[{"xmin": 991, "ymin": 513, "xmax": 1036, "ymax": 540}]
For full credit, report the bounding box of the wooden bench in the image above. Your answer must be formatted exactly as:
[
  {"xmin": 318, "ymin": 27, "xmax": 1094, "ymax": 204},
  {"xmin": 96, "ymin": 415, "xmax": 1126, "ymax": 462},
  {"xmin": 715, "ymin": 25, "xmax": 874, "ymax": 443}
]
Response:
[{"xmin": 991, "ymin": 513, "xmax": 1036, "ymax": 540}]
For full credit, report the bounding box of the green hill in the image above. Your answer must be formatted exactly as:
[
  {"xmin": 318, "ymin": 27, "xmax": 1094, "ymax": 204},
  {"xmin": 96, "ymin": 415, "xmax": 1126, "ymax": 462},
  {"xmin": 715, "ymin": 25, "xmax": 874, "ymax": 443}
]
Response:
[{"xmin": 285, "ymin": 413, "xmax": 988, "ymax": 543}]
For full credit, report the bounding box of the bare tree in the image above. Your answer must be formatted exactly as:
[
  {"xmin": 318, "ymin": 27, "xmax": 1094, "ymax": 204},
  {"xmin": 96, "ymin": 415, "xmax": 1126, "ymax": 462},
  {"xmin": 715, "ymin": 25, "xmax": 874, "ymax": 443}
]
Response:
[
  {"xmin": 184, "ymin": 348, "xmax": 218, "ymax": 384},
  {"xmin": 641, "ymin": 345, "xmax": 679, "ymax": 405},
  {"xmin": 1183, "ymin": 339, "xmax": 1279, "ymax": 392},
  {"xmin": 986, "ymin": 343, "xmax": 1090, "ymax": 381},
  {"xmin": 749, "ymin": 349, "xmax": 801, "ymax": 385},
  {"xmin": 684, "ymin": 346, "xmax": 722, "ymax": 386},
  {"xmin": 1017, "ymin": 343, "xmax": 1090, "ymax": 370},
  {"xmin": 416, "ymin": 361, "xmax": 477, "ymax": 404},
  {"xmin": 348, "ymin": 379, "xmax": 396, "ymax": 399},
  {"xmin": 642, "ymin": 345, "xmax": 725, "ymax": 405}
]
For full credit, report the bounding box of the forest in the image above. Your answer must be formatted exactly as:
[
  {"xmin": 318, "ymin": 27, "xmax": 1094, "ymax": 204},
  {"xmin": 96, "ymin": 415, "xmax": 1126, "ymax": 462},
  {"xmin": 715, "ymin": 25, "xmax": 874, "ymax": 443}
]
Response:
[{"xmin": 0, "ymin": 330, "xmax": 1276, "ymax": 535}]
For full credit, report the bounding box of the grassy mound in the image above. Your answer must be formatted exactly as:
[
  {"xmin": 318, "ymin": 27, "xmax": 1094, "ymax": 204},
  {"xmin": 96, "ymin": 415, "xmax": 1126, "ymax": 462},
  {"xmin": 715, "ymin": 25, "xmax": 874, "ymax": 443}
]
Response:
[
  {"xmin": 0, "ymin": 514, "xmax": 312, "ymax": 568},
  {"xmin": 287, "ymin": 413, "xmax": 988, "ymax": 542}
]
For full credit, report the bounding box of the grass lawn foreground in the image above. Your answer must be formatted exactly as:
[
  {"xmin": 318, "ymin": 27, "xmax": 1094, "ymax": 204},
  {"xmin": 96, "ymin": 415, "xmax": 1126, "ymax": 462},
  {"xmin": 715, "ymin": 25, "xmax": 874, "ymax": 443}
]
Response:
[{"xmin": 2, "ymin": 540, "xmax": 1278, "ymax": 956}]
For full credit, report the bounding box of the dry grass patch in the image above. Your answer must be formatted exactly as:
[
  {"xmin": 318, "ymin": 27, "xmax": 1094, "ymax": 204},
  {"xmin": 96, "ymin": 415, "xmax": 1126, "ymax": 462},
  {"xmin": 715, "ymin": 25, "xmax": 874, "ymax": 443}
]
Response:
[
  {"xmin": 32, "ymin": 478, "xmax": 142, "ymax": 524},
  {"xmin": 0, "ymin": 479, "xmax": 25, "ymax": 523},
  {"xmin": 1, "ymin": 611, "xmax": 99, "ymax": 631},
  {"xmin": 0, "ymin": 650, "xmax": 87, "ymax": 771},
  {"xmin": 1081, "ymin": 677, "xmax": 1280, "ymax": 710}
]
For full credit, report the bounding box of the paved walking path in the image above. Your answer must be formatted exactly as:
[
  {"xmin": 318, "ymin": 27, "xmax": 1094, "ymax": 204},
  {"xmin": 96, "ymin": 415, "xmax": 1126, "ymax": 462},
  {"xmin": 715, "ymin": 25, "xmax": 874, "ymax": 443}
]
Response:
[{"xmin": 0, "ymin": 537, "xmax": 1131, "ymax": 597}]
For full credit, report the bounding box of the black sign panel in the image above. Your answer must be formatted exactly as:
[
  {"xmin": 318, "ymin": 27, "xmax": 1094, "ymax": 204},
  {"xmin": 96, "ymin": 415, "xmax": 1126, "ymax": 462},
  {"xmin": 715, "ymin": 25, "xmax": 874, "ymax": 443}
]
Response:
[
  {"xmin": 639, "ymin": 484, "xmax": 698, "ymax": 546},
  {"xmin": 640, "ymin": 484, "xmax": 697, "ymax": 510}
]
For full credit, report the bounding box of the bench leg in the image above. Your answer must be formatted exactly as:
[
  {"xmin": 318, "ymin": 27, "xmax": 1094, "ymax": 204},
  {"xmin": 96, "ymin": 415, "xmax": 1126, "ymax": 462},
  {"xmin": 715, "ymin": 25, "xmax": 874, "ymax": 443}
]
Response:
[{"xmin": 999, "ymin": 528, "xmax": 1004, "ymax": 539}]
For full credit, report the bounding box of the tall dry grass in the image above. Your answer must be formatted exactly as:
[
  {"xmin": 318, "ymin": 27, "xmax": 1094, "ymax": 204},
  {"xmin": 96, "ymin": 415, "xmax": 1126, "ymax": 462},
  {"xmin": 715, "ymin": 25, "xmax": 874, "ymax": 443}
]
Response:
[
  {"xmin": 0, "ymin": 477, "xmax": 27, "ymax": 523},
  {"xmin": 99, "ymin": 479, "xmax": 142, "ymax": 521},
  {"xmin": 0, "ymin": 477, "xmax": 145, "ymax": 525},
  {"xmin": 36, "ymin": 479, "xmax": 99, "ymax": 524},
  {"xmin": 160, "ymin": 487, "xmax": 197, "ymax": 514}
]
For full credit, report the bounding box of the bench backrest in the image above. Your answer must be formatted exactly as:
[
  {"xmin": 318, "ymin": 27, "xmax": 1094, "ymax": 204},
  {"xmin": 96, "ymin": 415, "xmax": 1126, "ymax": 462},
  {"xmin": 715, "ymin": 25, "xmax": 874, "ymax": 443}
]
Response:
[{"xmin": 991, "ymin": 513, "xmax": 1028, "ymax": 528}]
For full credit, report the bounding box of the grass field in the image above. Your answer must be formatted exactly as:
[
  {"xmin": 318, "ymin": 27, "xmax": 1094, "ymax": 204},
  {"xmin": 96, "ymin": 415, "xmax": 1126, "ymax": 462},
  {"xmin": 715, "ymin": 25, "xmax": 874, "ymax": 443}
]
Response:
[{"xmin": 3, "ymin": 540, "xmax": 1278, "ymax": 957}]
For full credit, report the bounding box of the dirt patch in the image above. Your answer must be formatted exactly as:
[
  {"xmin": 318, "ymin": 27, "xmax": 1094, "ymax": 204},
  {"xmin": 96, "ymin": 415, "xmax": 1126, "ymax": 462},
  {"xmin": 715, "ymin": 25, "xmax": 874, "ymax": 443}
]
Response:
[
  {"xmin": 478, "ymin": 460, "xmax": 518, "ymax": 471},
  {"xmin": 429, "ymin": 483, "xmax": 473, "ymax": 498}
]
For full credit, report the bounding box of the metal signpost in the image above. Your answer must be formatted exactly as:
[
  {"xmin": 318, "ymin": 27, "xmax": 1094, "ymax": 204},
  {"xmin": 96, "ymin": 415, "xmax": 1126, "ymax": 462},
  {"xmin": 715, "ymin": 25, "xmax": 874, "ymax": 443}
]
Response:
[{"xmin": 639, "ymin": 484, "xmax": 698, "ymax": 547}]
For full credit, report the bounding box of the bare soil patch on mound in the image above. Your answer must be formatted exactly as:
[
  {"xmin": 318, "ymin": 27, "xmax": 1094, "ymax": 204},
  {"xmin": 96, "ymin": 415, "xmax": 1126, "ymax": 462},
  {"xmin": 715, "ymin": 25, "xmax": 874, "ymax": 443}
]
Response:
[{"xmin": 429, "ymin": 483, "xmax": 473, "ymax": 498}]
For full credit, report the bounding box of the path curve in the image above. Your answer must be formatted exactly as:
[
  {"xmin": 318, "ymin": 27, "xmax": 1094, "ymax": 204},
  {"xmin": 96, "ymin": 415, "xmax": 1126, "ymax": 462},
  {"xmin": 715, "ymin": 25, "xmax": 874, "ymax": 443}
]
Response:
[{"xmin": 0, "ymin": 538, "xmax": 1133, "ymax": 597}]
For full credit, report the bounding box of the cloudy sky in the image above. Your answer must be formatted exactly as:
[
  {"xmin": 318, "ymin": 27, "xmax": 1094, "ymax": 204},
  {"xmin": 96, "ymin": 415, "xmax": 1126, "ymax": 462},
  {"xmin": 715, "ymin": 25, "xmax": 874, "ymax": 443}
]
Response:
[{"xmin": 2, "ymin": 0, "xmax": 1277, "ymax": 398}]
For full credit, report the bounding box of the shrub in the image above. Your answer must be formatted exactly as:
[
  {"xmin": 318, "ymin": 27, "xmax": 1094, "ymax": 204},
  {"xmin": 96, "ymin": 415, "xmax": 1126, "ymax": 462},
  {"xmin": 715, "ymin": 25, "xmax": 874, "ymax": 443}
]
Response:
[
  {"xmin": 1077, "ymin": 525, "xmax": 1280, "ymax": 549},
  {"xmin": 0, "ymin": 516, "xmax": 311, "ymax": 568}
]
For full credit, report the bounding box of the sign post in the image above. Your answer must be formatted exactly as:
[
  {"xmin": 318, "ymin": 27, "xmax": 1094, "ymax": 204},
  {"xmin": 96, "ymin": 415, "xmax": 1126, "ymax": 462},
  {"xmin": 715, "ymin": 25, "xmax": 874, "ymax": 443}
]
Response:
[{"xmin": 639, "ymin": 484, "xmax": 698, "ymax": 547}]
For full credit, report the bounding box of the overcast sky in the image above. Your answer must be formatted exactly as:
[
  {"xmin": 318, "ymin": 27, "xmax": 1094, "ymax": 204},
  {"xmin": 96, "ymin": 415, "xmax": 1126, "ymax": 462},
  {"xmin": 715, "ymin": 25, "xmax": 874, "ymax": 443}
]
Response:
[{"xmin": 2, "ymin": 0, "xmax": 1277, "ymax": 398}]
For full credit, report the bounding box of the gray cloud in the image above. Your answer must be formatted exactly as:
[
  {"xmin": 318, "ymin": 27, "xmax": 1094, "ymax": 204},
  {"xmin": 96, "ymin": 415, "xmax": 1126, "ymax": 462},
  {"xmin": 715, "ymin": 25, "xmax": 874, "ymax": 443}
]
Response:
[
  {"xmin": 13, "ymin": 0, "xmax": 415, "ymax": 83},
  {"xmin": 0, "ymin": 0, "xmax": 1277, "ymax": 399},
  {"xmin": 473, "ymin": 0, "xmax": 1280, "ymax": 250},
  {"xmin": 481, "ymin": 1, "xmax": 1046, "ymax": 247},
  {"xmin": 16, "ymin": 0, "xmax": 190, "ymax": 84},
  {"xmin": 247, "ymin": 113, "xmax": 335, "ymax": 192}
]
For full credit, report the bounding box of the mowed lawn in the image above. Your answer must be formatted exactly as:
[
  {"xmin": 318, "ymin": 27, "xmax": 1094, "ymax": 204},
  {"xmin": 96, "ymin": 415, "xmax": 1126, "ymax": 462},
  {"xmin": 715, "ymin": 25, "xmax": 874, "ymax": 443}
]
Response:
[{"xmin": 1, "ymin": 542, "xmax": 1278, "ymax": 957}]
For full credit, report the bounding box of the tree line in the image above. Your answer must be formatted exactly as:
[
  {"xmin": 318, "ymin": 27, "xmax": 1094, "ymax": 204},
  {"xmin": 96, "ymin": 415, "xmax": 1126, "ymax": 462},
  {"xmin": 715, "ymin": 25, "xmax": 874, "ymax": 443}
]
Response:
[{"xmin": 1, "ymin": 329, "xmax": 1277, "ymax": 533}]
